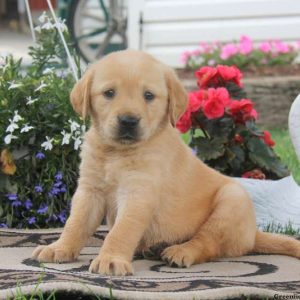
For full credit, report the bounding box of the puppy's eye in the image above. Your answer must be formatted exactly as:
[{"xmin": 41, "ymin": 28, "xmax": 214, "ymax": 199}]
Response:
[
  {"xmin": 103, "ymin": 89, "xmax": 115, "ymax": 99},
  {"xmin": 144, "ymin": 91, "xmax": 155, "ymax": 102}
]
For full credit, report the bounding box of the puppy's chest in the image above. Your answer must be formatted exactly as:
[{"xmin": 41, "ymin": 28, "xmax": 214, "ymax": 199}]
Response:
[
  {"xmin": 101, "ymin": 154, "xmax": 142, "ymax": 192},
  {"xmin": 102, "ymin": 155, "xmax": 145, "ymax": 226}
]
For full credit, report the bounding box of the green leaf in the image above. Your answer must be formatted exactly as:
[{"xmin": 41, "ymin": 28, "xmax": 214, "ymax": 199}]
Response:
[
  {"xmin": 225, "ymin": 82, "xmax": 247, "ymax": 99},
  {"xmin": 6, "ymin": 214, "xmax": 13, "ymax": 227},
  {"xmin": 245, "ymin": 121, "xmax": 263, "ymax": 136},
  {"xmin": 227, "ymin": 145, "xmax": 246, "ymax": 174},
  {"xmin": 231, "ymin": 145, "xmax": 245, "ymax": 161},
  {"xmin": 247, "ymin": 137, "xmax": 289, "ymax": 177},
  {"xmin": 203, "ymin": 117, "xmax": 234, "ymax": 141},
  {"xmin": 193, "ymin": 137, "xmax": 225, "ymax": 161}
]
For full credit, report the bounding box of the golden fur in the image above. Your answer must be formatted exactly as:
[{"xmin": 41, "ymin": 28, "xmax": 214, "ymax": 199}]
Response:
[{"xmin": 32, "ymin": 50, "xmax": 300, "ymax": 276}]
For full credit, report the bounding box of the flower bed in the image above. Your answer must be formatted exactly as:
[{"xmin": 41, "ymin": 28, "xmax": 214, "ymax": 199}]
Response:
[
  {"xmin": 176, "ymin": 65, "xmax": 288, "ymax": 179},
  {"xmin": 182, "ymin": 35, "xmax": 300, "ymax": 70},
  {"xmin": 0, "ymin": 14, "xmax": 82, "ymax": 229}
]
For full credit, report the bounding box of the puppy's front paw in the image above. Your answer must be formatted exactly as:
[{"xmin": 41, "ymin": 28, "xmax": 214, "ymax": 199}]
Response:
[
  {"xmin": 89, "ymin": 253, "xmax": 133, "ymax": 276},
  {"xmin": 161, "ymin": 244, "xmax": 195, "ymax": 268},
  {"xmin": 32, "ymin": 243, "xmax": 76, "ymax": 263}
]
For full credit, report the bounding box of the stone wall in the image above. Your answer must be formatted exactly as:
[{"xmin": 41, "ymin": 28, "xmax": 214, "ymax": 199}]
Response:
[{"xmin": 180, "ymin": 76, "xmax": 300, "ymax": 128}]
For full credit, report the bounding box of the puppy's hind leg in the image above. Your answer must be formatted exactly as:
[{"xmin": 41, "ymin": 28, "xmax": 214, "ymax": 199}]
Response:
[{"xmin": 161, "ymin": 183, "xmax": 257, "ymax": 267}]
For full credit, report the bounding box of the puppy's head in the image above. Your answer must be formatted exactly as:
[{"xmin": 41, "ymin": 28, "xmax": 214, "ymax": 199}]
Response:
[{"xmin": 70, "ymin": 50, "xmax": 187, "ymax": 146}]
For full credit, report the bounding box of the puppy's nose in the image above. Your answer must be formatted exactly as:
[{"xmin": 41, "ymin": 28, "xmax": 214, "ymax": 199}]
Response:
[{"xmin": 118, "ymin": 115, "xmax": 140, "ymax": 128}]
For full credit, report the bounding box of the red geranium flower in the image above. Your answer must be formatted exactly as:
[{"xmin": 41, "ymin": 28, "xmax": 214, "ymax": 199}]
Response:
[
  {"xmin": 202, "ymin": 88, "xmax": 230, "ymax": 119},
  {"xmin": 203, "ymin": 100, "xmax": 224, "ymax": 119},
  {"xmin": 262, "ymin": 130, "xmax": 275, "ymax": 147},
  {"xmin": 217, "ymin": 65, "xmax": 243, "ymax": 87},
  {"xmin": 195, "ymin": 65, "xmax": 243, "ymax": 89},
  {"xmin": 229, "ymin": 99, "xmax": 252, "ymax": 114},
  {"xmin": 244, "ymin": 108, "xmax": 258, "ymax": 121},
  {"xmin": 195, "ymin": 66, "xmax": 218, "ymax": 88},
  {"xmin": 189, "ymin": 90, "xmax": 205, "ymax": 112},
  {"xmin": 234, "ymin": 134, "xmax": 244, "ymax": 143},
  {"xmin": 242, "ymin": 169, "xmax": 266, "ymax": 180},
  {"xmin": 176, "ymin": 108, "xmax": 192, "ymax": 133},
  {"xmin": 228, "ymin": 99, "xmax": 258, "ymax": 123}
]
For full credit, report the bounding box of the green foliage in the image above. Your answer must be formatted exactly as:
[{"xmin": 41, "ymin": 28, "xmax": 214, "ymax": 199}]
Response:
[
  {"xmin": 263, "ymin": 221, "xmax": 300, "ymax": 235},
  {"xmin": 270, "ymin": 128, "xmax": 300, "ymax": 184},
  {"xmin": 190, "ymin": 120, "xmax": 288, "ymax": 179},
  {"xmin": 0, "ymin": 14, "xmax": 83, "ymax": 228}
]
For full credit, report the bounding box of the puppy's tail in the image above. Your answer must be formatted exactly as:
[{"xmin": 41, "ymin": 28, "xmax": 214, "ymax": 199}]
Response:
[{"xmin": 253, "ymin": 230, "xmax": 300, "ymax": 258}]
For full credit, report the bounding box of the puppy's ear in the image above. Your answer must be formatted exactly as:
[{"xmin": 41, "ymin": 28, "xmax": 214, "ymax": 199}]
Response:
[
  {"xmin": 70, "ymin": 69, "xmax": 93, "ymax": 119},
  {"xmin": 165, "ymin": 67, "xmax": 188, "ymax": 127}
]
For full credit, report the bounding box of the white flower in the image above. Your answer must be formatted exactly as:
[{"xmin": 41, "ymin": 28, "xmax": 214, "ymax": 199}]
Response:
[
  {"xmin": 6, "ymin": 119, "xmax": 19, "ymax": 133},
  {"xmin": 0, "ymin": 56, "xmax": 5, "ymax": 66},
  {"xmin": 81, "ymin": 125, "xmax": 86, "ymax": 134},
  {"xmin": 34, "ymin": 26, "xmax": 42, "ymax": 33},
  {"xmin": 35, "ymin": 80, "xmax": 47, "ymax": 92},
  {"xmin": 12, "ymin": 110, "xmax": 22, "ymax": 122},
  {"xmin": 38, "ymin": 11, "xmax": 47, "ymax": 23},
  {"xmin": 55, "ymin": 19, "xmax": 68, "ymax": 32},
  {"xmin": 4, "ymin": 134, "xmax": 17, "ymax": 144},
  {"xmin": 56, "ymin": 69, "xmax": 69, "ymax": 78},
  {"xmin": 8, "ymin": 81, "xmax": 23, "ymax": 90},
  {"xmin": 41, "ymin": 136, "xmax": 54, "ymax": 151},
  {"xmin": 43, "ymin": 68, "xmax": 54, "ymax": 75},
  {"xmin": 68, "ymin": 120, "xmax": 80, "ymax": 133},
  {"xmin": 73, "ymin": 136, "xmax": 82, "ymax": 150},
  {"xmin": 20, "ymin": 124, "xmax": 34, "ymax": 133},
  {"xmin": 42, "ymin": 22, "xmax": 54, "ymax": 30},
  {"xmin": 61, "ymin": 130, "xmax": 71, "ymax": 145},
  {"xmin": 208, "ymin": 59, "xmax": 216, "ymax": 66},
  {"xmin": 74, "ymin": 130, "xmax": 82, "ymax": 137},
  {"xmin": 26, "ymin": 96, "xmax": 38, "ymax": 105},
  {"xmin": 195, "ymin": 56, "xmax": 204, "ymax": 65}
]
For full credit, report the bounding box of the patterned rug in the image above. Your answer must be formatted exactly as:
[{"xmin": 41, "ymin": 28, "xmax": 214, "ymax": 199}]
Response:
[{"xmin": 0, "ymin": 227, "xmax": 300, "ymax": 300}]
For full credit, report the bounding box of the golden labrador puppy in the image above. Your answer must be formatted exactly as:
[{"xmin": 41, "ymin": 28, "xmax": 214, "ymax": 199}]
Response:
[{"xmin": 32, "ymin": 50, "xmax": 300, "ymax": 275}]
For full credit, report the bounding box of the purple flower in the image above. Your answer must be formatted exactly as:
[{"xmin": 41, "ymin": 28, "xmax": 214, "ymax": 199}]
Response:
[
  {"xmin": 46, "ymin": 214, "xmax": 58, "ymax": 223},
  {"xmin": 55, "ymin": 172, "xmax": 63, "ymax": 181},
  {"xmin": 24, "ymin": 199, "xmax": 33, "ymax": 210},
  {"xmin": 35, "ymin": 152, "xmax": 45, "ymax": 160},
  {"xmin": 11, "ymin": 200, "xmax": 22, "ymax": 207},
  {"xmin": 60, "ymin": 185, "xmax": 67, "ymax": 193},
  {"xmin": 191, "ymin": 148, "xmax": 197, "ymax": 156},
  {"xmin": 37, "ymin": 203, "xmax": 48, "ymax": 214},
  {"xmin": 48, "ymin": 187, "xmax": 60, "ymax": 197},
  {"xmin": 58, "ymin": 210, "xmax": 67, "ymax": 224},
  {"xmin": 6, "ymin": 194, "xmax": 22, "ymax": 207},
  {"xmin": 46, "ymin": 104, "xmax": 54, "ymax": 110},
  {"xmin": 6, "ymin": 193, "xmax": 18, "ymax": 201},
  {"xmin": 27, "ymin": 217, "xmax": 36, "ymax": 224},
  {"xmin": 54, "ymin": 181, "xmax": 62, "ymax": 188},
  {"xmin": 0, "ymin": 223, "xmax": 8, "ymax": 228},
  {"xmin": 34, "ymin": 184, "xmax": 43, "ymax": 193}
]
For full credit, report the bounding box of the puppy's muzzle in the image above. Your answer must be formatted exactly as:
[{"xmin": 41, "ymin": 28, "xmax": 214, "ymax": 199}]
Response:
[{"xmin": 117, "ymin": 115, "xmax": 141, "ymax": 142}]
